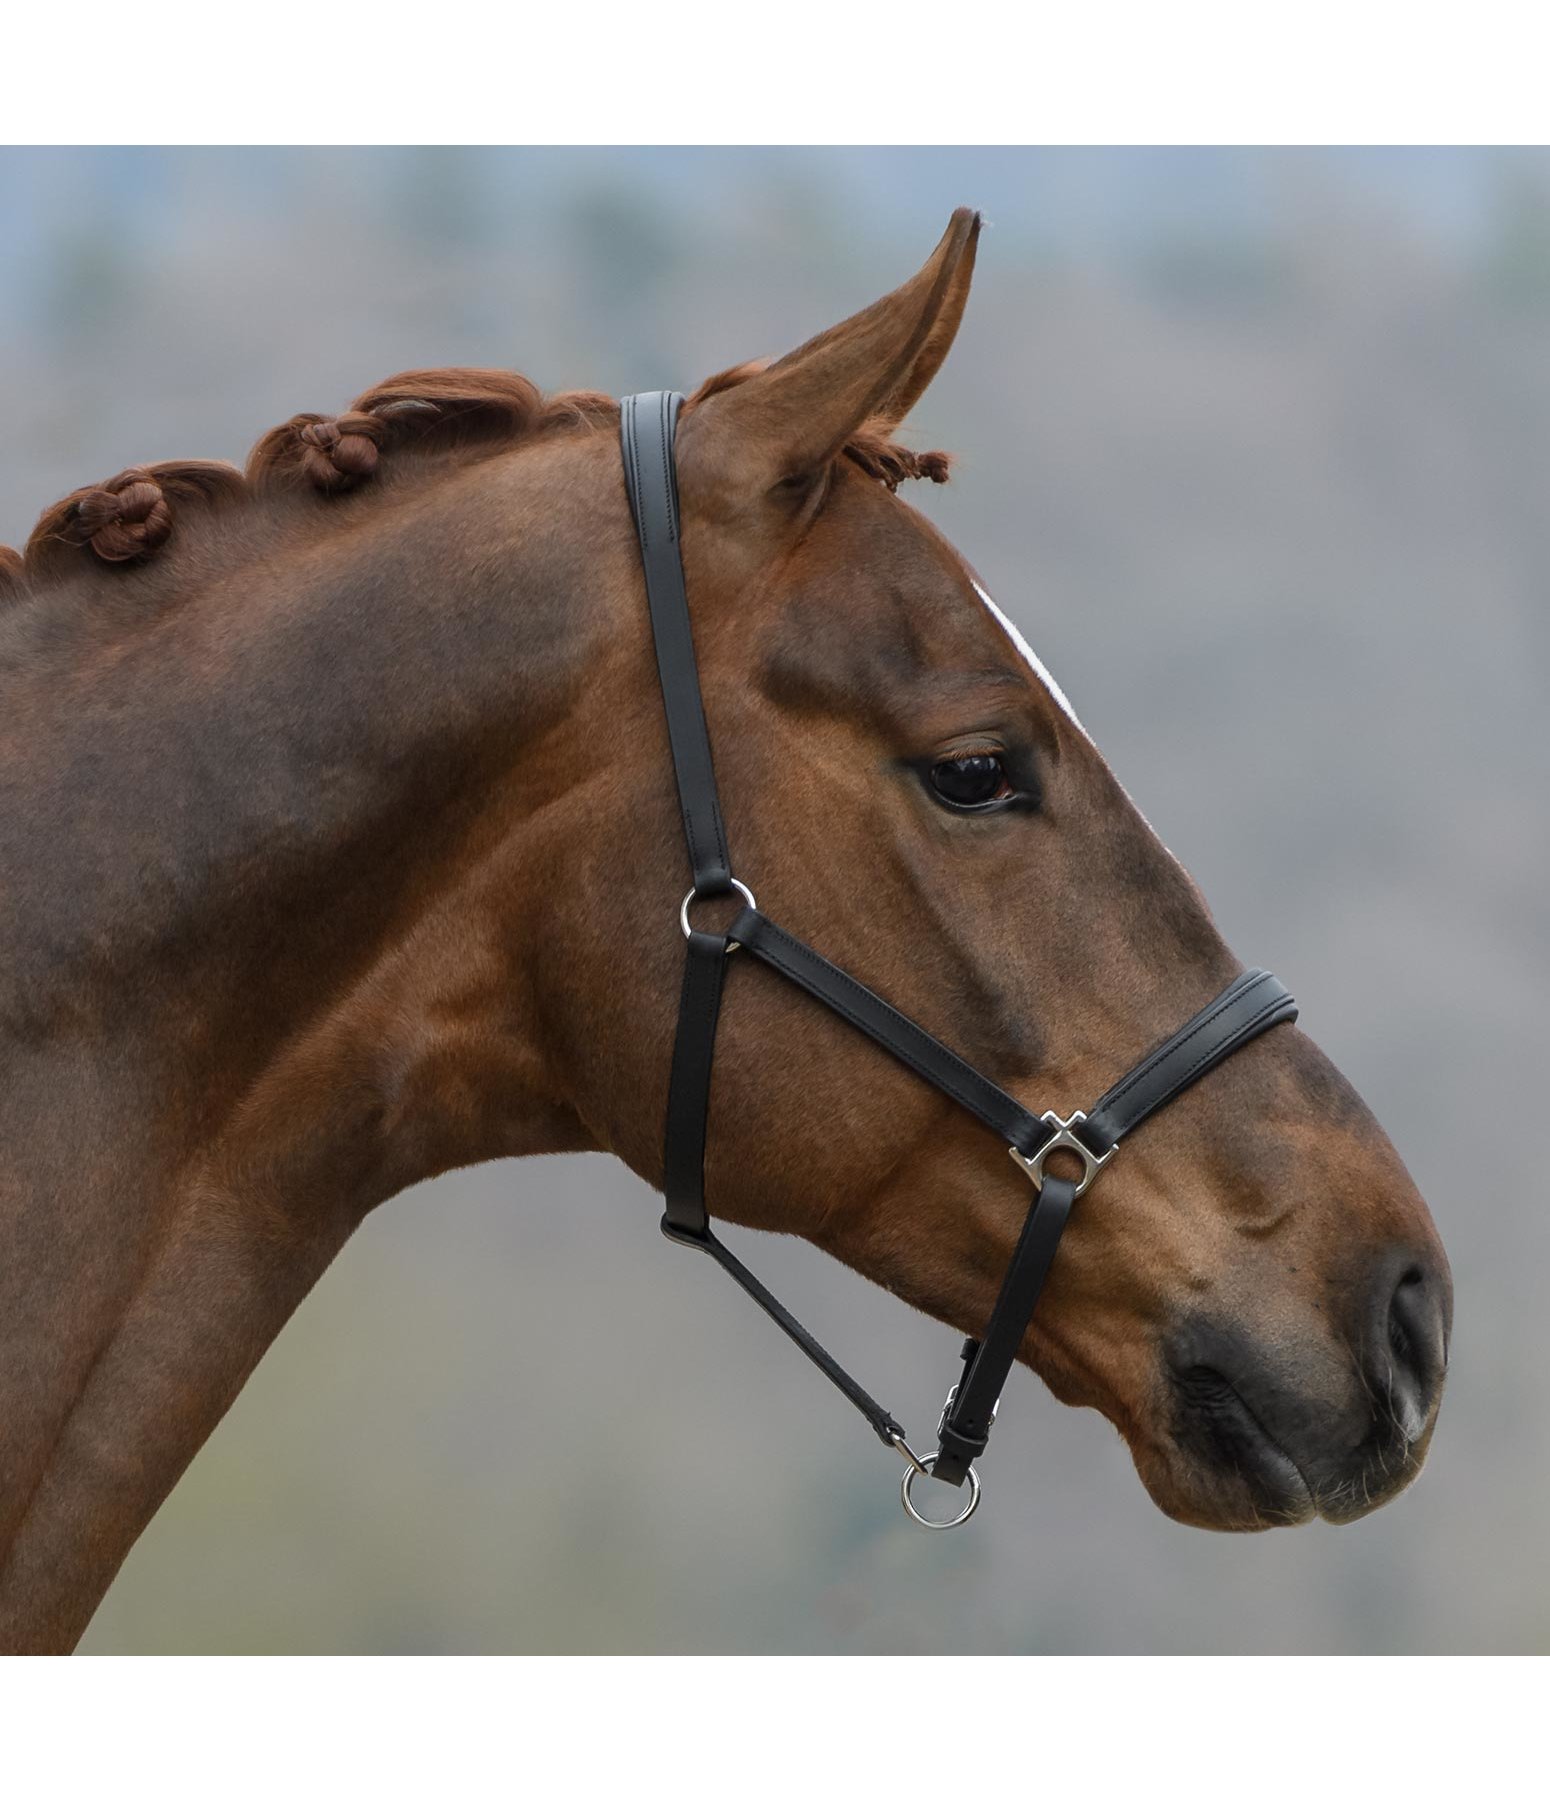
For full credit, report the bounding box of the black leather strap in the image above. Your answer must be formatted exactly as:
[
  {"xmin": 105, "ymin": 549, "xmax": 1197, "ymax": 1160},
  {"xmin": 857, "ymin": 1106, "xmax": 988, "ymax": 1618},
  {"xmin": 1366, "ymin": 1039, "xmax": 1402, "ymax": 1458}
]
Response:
[
  {"xmin": 727, "ymin": 907, "xmax": 1047, "ymax": 1153},
  {"xmin": 1079, "ymin": 969, "xmax": 1297, "ymax": 1155},
  {"xmin": 934, "ymin": 1175, "xmax": 1077, "ymax": 1485},
  {"xmin": 660, "ymin": 928, "xmax": 729, "ymax": 1236},
  {"xmin": 620, "ymin": 392, "xmax": 732, "ymax": 896},
  {"xmin": 659, "ymin": 925, "xmax": 906, "ymax": 1443},
  {"xmin": 662, "ymin": 1220, "xmax": 907, "ymax": 1445}
]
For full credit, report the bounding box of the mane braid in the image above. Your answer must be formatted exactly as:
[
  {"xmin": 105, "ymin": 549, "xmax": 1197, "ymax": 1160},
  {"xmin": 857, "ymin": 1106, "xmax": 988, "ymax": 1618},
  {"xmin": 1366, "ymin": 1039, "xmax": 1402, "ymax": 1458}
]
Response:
[
  {"xmin": 245, "ymin": 367, "xmax": 600, "ymax": 493},
  {"xmin": 11, "ymin": 362, "xmax": 946, "ymax": 597},
  {"xmin": 25, "ymin": 462, "xmax": 245, "ymax": 583}
]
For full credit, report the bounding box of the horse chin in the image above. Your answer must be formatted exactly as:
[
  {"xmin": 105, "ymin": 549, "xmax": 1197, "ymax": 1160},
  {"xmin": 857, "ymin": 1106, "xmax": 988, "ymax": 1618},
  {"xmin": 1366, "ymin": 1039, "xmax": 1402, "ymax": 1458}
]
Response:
[
  {"xmin": 1126, "ymin": 1385, "xmax": 1437, "ymax": 1532},
  {"xmin": 1126, "ymin": 1432, "xmax": 1319, "ymax": 1532}
]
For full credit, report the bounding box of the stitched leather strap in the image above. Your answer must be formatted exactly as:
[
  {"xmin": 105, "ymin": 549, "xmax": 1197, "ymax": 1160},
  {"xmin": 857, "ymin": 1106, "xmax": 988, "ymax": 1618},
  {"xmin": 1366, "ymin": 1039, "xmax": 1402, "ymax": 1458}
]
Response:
[
  {"xmin": 620, "ymin": 392, "xmax": 733, "ymax": 896},
  {"xmin": 1079, "ymin": 969, "xmax": 1297, "ymax": 1155}
]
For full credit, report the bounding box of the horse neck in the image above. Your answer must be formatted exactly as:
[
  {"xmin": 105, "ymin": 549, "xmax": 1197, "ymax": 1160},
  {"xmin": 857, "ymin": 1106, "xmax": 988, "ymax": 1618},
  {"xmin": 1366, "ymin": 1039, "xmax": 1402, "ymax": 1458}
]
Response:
[{"xmin": 0, "ymin": 434, "xmax": 623, "ymax": 1650}]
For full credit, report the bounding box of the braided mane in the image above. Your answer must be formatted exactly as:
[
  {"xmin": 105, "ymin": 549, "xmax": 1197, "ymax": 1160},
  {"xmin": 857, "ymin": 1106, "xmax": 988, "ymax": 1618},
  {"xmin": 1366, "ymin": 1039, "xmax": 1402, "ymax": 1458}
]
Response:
[{"xmin": 1, "ymin": 366, "xmax": 949, "ymax": 597}]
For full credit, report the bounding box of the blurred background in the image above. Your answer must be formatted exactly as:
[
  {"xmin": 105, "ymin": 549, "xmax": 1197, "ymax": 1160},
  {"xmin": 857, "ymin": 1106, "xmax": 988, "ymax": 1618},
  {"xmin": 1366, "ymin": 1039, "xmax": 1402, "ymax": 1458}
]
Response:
[{"xmin": 0, "ymin": 147, "xmax": 1543, "ymax": 1653}]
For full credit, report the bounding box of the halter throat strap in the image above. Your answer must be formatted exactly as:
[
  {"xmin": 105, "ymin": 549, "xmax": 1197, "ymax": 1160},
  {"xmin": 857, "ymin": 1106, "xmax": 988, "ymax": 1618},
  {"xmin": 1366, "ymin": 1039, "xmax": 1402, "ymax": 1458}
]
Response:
[{"xmin": 620, "ymin": 391, "xmax": 1297, "ymax": 1522}]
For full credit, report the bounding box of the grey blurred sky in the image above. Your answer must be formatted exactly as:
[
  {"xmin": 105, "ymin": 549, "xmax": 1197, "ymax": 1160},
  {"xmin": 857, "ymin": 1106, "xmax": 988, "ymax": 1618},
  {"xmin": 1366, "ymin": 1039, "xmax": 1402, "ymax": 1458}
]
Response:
[{"xmin": 2, "ymin": 147, "xmax": 1544, "ymax": 1652}]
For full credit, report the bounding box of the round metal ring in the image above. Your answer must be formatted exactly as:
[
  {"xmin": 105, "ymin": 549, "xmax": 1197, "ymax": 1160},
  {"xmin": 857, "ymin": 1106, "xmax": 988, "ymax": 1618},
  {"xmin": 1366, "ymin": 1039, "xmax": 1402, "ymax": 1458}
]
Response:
[
  {"xmin": 900, "ymin": 1455, "xmax": 982, "ymax": 1530},
  {"xmin": 679, "ymin": 878, "xmax": 757, "ymax": 942}
]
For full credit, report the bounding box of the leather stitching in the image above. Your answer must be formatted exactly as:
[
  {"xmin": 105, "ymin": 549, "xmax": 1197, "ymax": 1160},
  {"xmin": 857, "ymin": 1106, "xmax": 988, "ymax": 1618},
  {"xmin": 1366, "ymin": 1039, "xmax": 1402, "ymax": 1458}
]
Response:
[
  {"xmin": 1090, "ymin": 974, "xmax": 1272, "ymax": 1117},
  {"xmin": 1086, "ymin": 981, "xmax": 1294, "ymax": 1148},
  {"xmin": 624, "ymin": 397, "xmax": 647, "ymax": 551},
  {"xmin": 1159, "ymin": 994, "xmax": 1294, "ymax": 1097},
  {"xmin": 626, "ymin": 396, "xmax": 730, "ymax": 886},
  {"xmin": 627, "ymin": 395, "xmax": 732, "ymax": 889},
  {"xmin": 659, "ymin": 390, "xmax": 678, "ymax": 544}
]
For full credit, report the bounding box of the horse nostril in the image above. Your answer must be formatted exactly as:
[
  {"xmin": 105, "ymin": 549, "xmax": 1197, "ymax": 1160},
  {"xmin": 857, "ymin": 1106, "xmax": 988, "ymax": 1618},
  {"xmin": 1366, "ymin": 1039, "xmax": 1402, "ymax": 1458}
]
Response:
[
  {"xmin": 1388, "ymin": 1269, "xmax": 1422, "ymax": 1366},
  {"xmin": 1378, "ymin": 1261, "xmax": 1447, "ymax": 1441}
]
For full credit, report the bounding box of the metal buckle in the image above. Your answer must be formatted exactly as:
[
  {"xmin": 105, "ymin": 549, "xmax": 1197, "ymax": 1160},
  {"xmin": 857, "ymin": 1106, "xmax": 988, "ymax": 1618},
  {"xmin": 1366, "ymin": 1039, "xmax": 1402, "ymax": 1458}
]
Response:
[
  {"xmin": 679, "ymin": 879, "xmax": 757, "ymax": 952},
  {"xmin": 1009, "ymin": 1110, "xmax": 1115, "ymax": 1197},
  {"xmin": 936, "ymin": 1379, "xmax": 999, "ymax": 1442}
]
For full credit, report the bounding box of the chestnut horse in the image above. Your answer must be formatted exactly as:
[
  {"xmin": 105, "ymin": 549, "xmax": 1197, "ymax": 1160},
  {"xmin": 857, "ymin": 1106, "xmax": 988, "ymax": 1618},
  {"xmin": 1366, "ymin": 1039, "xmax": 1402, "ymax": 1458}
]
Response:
[{"xmin": 0, "ymin": 211, "xmax": 1449, "ymax": 1652}]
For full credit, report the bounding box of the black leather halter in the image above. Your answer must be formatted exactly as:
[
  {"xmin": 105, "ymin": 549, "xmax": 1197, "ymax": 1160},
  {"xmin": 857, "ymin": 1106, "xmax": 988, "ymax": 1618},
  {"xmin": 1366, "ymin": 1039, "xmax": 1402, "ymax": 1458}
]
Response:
[{"xmin": 621, "ymin": 391, "xmax": 1298, "ymax": 1528}]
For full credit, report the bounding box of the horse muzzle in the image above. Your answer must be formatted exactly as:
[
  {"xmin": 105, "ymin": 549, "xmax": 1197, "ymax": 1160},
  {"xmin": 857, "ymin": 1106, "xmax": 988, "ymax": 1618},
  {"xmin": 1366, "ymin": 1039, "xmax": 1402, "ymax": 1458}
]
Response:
[{"xmin": 1162, "ymin": 1243, "xmax": 1451, "ymax": 1528}]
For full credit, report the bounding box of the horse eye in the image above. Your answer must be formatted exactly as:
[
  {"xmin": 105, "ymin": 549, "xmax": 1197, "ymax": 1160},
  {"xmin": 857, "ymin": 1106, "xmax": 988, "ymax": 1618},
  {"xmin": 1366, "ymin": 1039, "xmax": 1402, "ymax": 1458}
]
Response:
[{"xmin": 928, "ymin": 753, "xmax": 1012, "ymax": 809}]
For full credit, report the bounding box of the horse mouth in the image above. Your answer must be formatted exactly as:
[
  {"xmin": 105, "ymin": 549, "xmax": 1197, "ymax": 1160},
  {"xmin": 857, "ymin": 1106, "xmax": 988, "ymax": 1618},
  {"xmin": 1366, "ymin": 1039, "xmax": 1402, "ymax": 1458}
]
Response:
[{"xmin": 1168, "ymin": 1365, "xmax": 1318, "ymax": 1527}]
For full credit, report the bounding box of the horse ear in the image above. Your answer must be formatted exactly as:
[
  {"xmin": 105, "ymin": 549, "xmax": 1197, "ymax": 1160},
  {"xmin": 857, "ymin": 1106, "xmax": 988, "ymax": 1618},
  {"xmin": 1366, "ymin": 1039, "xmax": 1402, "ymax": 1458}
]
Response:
[{"xmin": 683, "ymin": 208, "xmax": 980, "ymax": 492}]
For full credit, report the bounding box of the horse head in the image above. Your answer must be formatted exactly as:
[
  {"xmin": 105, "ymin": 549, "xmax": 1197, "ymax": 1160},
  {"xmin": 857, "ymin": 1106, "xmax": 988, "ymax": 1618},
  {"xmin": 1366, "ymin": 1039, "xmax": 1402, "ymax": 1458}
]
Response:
[{"xmin": 565, "ymin": 211, "xmax": 1451, "ymax": 1529}]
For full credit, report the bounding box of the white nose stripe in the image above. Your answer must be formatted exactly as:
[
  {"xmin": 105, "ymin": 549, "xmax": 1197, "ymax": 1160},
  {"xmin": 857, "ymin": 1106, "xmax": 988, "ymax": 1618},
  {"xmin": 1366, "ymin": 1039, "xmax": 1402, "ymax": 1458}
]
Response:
[
  {"xmin": 970, "ymin": 579, "xmax": 1090, "ymax": 741},
  {"xmin": 969, "ymin": 578, "xmax": 1186, "ymax": 867}
]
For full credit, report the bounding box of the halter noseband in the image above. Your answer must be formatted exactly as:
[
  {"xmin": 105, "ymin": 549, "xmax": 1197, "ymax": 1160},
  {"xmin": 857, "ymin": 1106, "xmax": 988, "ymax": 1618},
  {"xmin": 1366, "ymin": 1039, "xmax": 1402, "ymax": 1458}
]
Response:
[{"xmin": 621, "ymin": 391, "xmax": 1297, "ymax": 1529}]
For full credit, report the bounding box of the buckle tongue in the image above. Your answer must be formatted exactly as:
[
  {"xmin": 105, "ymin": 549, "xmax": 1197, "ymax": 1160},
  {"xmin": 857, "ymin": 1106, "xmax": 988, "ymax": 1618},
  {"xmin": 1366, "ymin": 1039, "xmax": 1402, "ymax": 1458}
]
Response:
[{"xmin": 1009, "ymin": 1110, "xmax": 1115, "ymax": 1197}]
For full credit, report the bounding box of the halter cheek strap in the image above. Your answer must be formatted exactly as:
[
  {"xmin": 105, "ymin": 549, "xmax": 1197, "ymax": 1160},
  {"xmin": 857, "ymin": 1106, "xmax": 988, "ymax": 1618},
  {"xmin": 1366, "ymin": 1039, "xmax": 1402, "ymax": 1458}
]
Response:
[{"xmin": 621, "ymin": 391, "xmax": 1297, "ymax": 1527}]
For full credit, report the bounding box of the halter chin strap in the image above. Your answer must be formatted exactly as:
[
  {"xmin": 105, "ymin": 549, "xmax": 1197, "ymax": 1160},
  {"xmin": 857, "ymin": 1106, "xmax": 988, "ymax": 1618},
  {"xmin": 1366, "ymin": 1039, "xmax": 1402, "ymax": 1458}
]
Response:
[{"xmin": 621, "ymin": 391, "xmax": 1298, "ymax": 1526}]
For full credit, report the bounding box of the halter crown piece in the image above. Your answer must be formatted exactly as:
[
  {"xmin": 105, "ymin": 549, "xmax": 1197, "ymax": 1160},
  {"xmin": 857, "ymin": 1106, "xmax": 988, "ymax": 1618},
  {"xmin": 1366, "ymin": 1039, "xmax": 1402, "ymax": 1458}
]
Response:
[{"xmin": 620, "ymin": 392, "xmax": 1297, "ymax": 1528}]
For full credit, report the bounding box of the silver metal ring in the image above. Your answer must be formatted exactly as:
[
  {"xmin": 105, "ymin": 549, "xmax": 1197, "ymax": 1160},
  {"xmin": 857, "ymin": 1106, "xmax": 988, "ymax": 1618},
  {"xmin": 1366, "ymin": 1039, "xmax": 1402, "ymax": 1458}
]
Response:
[
  {"xmin": 679, "ymin": 879, "xmax": 757, "ymax": 943},
  {"xmin": 900, "ymin": 1455, "xmax": 982, "ymax": 1530}
]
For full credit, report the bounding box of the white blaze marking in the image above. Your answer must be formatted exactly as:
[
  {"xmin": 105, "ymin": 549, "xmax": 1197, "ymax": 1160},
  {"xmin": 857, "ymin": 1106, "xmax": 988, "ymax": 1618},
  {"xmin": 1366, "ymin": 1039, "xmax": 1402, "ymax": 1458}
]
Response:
[
  {"xmin": 970, "ymin": 577, "xmax": 1185, "ymax": 867},
  {"xmin": 970, "ymin": 579, "xmax": 1090, "ymax": 741}
]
